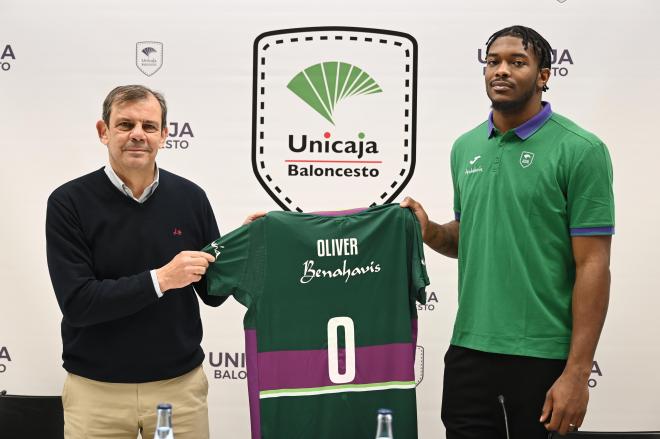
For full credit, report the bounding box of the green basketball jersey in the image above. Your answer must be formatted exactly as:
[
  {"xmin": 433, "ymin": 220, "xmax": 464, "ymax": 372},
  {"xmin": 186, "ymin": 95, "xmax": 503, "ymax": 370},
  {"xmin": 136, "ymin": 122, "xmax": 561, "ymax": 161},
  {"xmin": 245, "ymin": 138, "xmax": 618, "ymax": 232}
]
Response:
[{"xmin": 203, "ymin": 204, "xmax": 429, "ymax": 439}]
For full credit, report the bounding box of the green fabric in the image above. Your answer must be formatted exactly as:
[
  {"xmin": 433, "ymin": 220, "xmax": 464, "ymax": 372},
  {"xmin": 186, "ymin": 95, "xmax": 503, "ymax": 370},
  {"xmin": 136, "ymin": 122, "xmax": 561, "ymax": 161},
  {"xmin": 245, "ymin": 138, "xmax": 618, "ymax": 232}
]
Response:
[
  {"xmin": 450, "ymin": 112, "xmax": 614, "ymax": 359},
  {"xmin": 204, "ymin": 204, "xmax": 429, "ymax": 346},
  {"xmin": 202, "ymin": 204, "xmax": 429, "ymax": 439}
]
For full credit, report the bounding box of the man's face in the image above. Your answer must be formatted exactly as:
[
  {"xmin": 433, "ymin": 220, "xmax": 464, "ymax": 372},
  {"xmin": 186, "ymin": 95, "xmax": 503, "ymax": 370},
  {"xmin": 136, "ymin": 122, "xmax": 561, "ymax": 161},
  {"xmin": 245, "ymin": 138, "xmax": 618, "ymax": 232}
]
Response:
[
  {"xmin": 96, "ymin": 95, "xmax": 168, "ymax": 173},
  {"xmin": 484, "ymin": 35, "xmax": 548, "ymax": 112}
]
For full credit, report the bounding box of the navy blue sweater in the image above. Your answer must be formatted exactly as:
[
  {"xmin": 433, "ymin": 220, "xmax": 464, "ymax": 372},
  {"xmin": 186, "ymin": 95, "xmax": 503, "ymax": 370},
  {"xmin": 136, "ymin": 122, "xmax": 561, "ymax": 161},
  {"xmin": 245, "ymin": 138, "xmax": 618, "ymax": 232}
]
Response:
[{"xmin": 46, "ymin": 168, "xmax": 225, "ymax": 382}]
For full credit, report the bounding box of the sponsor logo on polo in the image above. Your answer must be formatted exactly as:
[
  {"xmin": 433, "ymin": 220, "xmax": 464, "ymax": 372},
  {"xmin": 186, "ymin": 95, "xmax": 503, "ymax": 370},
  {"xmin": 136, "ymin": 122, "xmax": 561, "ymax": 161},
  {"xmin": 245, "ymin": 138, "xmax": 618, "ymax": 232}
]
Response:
[
  {"xmin": 0, "ymin": 346, "xmax": 11, "ymax": 373},
  {"xmin": 520, "ymin": 151, "xmax": 535, "ymax": 168},
  {"xmin": 208, "ymin": 351, "xmax": 247, "ymax": 380},
  {"xmin": 136, "ymin": 41, "xmax": 163, "ymax": 76},
  {"xmin": 465, "ymin": 156, "xmax": 483, "ymax": 175},
  {"xmin": 253, "ymin": 27, "xmax": 417, "ymax": 212},
  {"xmin": 1, "ymin": 44, "xmax": 15, "ymax": 72},
  {"xmin": 478, "ymin": 47, "xmax": 574, "ymax": 78},
  {"xmin": 163, "ymin": 121, "xmax": 194, "ymax": 150}
]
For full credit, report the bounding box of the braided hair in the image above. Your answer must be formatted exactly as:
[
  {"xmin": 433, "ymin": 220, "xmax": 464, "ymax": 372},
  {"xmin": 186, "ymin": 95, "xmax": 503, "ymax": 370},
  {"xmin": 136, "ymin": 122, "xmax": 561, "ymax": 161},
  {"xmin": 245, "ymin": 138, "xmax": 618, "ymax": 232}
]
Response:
[{"xmin": 486, "ymin": 25, "xmax": 552, "ymax": 91}]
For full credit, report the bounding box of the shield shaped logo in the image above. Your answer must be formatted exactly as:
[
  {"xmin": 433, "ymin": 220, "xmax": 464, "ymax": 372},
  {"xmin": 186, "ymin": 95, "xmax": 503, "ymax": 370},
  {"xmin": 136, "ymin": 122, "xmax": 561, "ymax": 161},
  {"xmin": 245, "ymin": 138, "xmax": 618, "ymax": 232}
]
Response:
[
  {"xmin": 414, "ymin": 345, "xmax": 424, "ymax": 387},
  {"xmin": 520, "ymin": 151, "xmax": 535, "ymax": 168},
  {"xmin": 253, "ymin": 27, "xmax": 417, "ymax": 212},
  {"xmin": 136, "ymin": 41, "xmax": 163, "ymax": 77}
]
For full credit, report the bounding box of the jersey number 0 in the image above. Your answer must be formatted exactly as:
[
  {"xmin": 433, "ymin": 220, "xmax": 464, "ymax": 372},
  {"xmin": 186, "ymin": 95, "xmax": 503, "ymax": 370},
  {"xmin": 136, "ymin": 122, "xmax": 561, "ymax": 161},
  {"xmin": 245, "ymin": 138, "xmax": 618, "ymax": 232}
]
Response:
[{"xmin": 327, "ymin": 317, "xmax": 356, "ymax": 384}]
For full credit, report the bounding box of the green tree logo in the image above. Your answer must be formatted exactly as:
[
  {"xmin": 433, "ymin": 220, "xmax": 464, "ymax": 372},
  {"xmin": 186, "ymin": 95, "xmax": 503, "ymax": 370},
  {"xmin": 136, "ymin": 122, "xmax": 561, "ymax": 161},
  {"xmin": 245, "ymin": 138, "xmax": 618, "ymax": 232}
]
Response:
[{"xmin": 287, "ymin": 61, "xmax": 383, "ymax": 124}]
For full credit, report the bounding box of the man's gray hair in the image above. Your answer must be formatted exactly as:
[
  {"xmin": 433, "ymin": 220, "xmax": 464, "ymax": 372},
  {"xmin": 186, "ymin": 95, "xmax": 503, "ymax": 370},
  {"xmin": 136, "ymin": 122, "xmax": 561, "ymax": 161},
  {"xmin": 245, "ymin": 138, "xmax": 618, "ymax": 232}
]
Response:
[{"xmin": 102, "ymin": 85, "xmax": 167, "ymax": 129}]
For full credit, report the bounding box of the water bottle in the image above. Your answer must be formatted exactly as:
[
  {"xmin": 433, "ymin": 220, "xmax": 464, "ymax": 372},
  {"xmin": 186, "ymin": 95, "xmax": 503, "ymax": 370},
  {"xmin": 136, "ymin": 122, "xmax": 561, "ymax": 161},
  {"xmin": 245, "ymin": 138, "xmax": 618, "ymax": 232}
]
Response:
[
  {"xmin": 153, "ymin": 403, "xmax": 174, "ymax": 439},
  {"xmin": 375, "ymin": 408, "xmax": 393, "ymax": 439}
]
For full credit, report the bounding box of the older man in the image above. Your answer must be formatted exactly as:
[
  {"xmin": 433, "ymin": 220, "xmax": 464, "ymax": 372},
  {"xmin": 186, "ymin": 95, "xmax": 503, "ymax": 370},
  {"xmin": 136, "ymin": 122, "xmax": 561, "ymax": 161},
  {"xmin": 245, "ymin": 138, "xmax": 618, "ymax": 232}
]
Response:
[{"xmin": 47, "ymin": 85, "xmax": 222, "ymax": 439}]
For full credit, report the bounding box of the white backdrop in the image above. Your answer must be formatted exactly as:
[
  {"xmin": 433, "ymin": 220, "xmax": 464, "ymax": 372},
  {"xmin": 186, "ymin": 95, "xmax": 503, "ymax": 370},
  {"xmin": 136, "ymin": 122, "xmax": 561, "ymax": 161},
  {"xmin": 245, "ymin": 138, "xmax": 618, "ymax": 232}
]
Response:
[{"xmin": 1, "ymin": 0, "xmax": 659, "ymax": 437}]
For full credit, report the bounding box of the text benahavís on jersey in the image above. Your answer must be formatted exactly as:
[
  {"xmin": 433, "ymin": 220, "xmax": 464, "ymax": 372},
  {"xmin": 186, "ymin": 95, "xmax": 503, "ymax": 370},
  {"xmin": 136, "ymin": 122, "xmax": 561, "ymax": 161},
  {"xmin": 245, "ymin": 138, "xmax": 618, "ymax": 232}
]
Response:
[{"xmin": 300, "ymin": 238, "xmax": 382, "ymax": 284}]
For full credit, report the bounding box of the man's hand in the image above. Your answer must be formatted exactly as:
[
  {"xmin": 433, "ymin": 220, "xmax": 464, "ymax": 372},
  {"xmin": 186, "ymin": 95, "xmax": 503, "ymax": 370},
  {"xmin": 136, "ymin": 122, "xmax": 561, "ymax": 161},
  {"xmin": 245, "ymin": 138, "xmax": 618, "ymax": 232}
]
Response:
[
  {"xmin": 243, "ymin": 211, "xmax": 267, "ymax": 225},
  {"xmin": 540, "ymin": 370, "xmax": 589, "ymax": 435},
  {"xmin": 400, "ymin": 196, "xmax": 430, "ymax": 240},
  {"xmin": 400, "ymin": 196, "xmax": 459, "ymax": 258},
  {"xmin": 156, "ymin": 251, "xmax": 215, "ymax": 293}
]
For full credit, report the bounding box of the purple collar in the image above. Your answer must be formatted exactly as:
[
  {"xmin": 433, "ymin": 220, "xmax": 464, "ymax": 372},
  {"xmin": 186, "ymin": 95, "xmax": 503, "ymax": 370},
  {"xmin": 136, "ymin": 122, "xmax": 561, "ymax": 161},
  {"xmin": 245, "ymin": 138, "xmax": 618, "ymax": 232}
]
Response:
[{"xmin": 488, "ymin": 101, "xmax": 553, "ymax": 139}]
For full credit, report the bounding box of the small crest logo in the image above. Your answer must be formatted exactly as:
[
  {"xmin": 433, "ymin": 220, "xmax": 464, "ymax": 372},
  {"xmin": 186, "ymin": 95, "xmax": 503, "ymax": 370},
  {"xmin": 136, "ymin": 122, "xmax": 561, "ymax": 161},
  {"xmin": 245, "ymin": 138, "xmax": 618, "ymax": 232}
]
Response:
[
  {"xmin": 253, "ymin": 27, "xmax": 417, "ymax": 212},
  {"xmin": 557, "ymin": 0, "xmax": 567, "ymax": 3},
  {"xmin": 414, "ymin": 345, "xmax": 424, "ymax": 386},
  {"xmin": 520, "ymin": 151, "xmax": 535, "ymax": 168},
  {"xmin": 172, "ymin": 227, "xmax": 182, "ymax": 236},
  {"xmin": 136, "ymin": 41, "xmax": 163, "ymax": 77}
]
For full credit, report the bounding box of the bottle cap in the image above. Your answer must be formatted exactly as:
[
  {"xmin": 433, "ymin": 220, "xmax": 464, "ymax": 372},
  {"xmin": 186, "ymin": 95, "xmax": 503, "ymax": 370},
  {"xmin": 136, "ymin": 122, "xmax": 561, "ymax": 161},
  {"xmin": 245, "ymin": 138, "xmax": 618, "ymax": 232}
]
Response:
[
  {"xmin": 157, "ymin": 403, "xmax": 172, "ymax": 410},
  {"xmin": 377, "ymin": 408, "xmax": 393, "ymax": 415}
]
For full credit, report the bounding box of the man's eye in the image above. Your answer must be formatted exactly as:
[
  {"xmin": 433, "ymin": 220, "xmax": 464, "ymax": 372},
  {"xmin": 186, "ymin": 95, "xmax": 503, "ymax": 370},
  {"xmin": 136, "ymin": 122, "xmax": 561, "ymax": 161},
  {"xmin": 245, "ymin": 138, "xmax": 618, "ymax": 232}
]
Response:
[
  {"xmin": 486, "ymin": 60, "xmax": 498, "ymax": 66},
  {"xmin": 118, "ymin": 122, "xmax": 133, "ymax": 130},
  {"xmin": 143, "ymin": 125, "xmax": 158, "ymax": 133},
  {"xmin": 513, "ymin": 61, "xmax": 526, "ymax": 67}
]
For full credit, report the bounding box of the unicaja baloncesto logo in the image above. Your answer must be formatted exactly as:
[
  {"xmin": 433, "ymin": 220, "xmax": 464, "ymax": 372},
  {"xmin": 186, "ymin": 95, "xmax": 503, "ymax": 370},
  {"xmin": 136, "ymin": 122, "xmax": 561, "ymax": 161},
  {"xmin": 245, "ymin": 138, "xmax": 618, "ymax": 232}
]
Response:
[
  {"xmin": 136, "ymin": 41, "xmax": 163, "ymax": 76},
  {"xmin": 253, "ymin": 27, "xmax": 417, "ymax": 212},
  {"xmin": 287, "ymin": 61, "xmax": 382, "ymax": 178}
]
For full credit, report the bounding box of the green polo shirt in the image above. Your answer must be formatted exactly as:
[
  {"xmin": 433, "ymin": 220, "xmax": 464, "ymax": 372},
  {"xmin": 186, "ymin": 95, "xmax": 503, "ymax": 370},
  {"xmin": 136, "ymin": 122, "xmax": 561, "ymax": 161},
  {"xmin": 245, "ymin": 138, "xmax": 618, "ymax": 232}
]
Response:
[{"xmin": 450, "ymin": 102, "xmax": 614, "ymax": 359}]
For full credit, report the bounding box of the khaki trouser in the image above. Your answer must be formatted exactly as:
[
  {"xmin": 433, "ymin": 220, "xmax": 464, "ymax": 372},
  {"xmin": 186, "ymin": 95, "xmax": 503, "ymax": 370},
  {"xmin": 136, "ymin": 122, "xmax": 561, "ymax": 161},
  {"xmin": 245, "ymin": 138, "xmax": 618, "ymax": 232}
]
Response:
[{"xmin": 62, "ymin": 365, "xmax": 209, "ymax": 439}]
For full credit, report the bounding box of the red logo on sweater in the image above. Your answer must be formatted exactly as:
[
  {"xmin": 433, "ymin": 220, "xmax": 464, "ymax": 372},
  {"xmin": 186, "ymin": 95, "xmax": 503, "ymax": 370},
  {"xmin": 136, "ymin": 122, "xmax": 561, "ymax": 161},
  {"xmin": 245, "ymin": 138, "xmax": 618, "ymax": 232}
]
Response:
[{"xmin": 173, "ymin": 228, "xmax": 183, "ymax": 236}]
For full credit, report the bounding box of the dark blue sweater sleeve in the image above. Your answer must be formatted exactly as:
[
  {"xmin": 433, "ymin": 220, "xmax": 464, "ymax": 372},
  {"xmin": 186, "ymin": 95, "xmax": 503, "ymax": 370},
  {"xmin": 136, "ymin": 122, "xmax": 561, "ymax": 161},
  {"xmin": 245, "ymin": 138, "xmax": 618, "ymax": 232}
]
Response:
[
  {"xmin": 46, "ymin": 190, "xmax": 158, "ymax": 327},
  {"xmin": 194, "ymin": 192, "xmax": 227, "ymax": 307}
]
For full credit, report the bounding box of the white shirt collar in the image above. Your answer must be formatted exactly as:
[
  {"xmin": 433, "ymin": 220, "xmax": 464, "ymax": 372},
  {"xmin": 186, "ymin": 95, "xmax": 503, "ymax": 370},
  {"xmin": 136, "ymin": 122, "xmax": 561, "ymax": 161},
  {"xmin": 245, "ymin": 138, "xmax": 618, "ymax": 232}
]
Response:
[{"xmin": 104, "ymin": 164, "xmax": 160, "ymax": 203}]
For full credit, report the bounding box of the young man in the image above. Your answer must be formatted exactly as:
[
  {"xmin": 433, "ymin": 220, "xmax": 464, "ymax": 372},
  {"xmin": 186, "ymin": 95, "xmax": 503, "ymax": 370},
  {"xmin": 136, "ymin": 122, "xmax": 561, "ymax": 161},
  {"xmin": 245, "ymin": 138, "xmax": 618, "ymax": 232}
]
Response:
[
  {"xmin": 402, "ymin": 26, "xmax": 614, "ymax": 437},
  {"xmin": 46, "ymin": 85, "xmax": 223, "ymax": 439}
]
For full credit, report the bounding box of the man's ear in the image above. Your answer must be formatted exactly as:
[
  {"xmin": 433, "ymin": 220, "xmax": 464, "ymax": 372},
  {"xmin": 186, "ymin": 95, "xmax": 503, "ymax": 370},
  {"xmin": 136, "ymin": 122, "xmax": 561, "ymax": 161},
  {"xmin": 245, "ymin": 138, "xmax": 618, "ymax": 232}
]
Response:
[
  {"xmin": 96, "ymin": 120, "xmax": 109, "ymax": 145},
  {"xmin": 538, "ymin": 68, "xmax": 551, "ymax": 91}
]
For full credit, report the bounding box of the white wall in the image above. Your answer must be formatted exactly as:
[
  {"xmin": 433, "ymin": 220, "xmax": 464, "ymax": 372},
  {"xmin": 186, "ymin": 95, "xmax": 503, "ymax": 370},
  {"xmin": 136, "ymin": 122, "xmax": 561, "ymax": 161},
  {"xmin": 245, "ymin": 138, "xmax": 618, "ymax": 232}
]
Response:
[{"xmin": 1, "ymin": 0, "xmax": 658, "ymax": 437}]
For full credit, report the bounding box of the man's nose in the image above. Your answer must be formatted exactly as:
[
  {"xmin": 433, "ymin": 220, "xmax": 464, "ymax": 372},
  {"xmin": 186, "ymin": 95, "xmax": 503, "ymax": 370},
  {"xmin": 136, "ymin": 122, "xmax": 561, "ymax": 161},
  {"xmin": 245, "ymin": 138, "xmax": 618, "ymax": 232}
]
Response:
[
  {"xmin": 495, "ymin": 61, "xmax": 510, "ymax": 77},
  {"xmin": 129, "ymin": 124, "xmax": 147, "ymax": 141}
]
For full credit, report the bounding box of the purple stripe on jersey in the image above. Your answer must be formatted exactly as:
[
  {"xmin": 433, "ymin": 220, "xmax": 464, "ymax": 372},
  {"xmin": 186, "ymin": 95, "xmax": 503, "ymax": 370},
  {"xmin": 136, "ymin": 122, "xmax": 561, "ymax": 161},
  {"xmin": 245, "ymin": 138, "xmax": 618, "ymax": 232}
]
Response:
[
  {"xmin": 311, "ymin": 207, "xmax": 367, "ymax": 216},
  {"xmin": 411, "ymin": 319, "xmax": 418, "ymax": 352},
  {"xmin": 245, "ymin": 330, "xmax": 261, "ymax": 439},
  {"xmin": 454, "ymin": 211, "xmax": 461, "ymax": 221},
  {"xmin": 570, "ymin": 226, "xmax": 615, "ymax": 236},
  {"xmin": 258, "ymin": 343, "xmax": 415, "ymax": 391}
]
